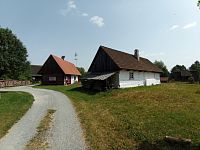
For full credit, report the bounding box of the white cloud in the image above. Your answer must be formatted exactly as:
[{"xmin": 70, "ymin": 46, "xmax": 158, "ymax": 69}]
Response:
[
  {"xmin": 183, "ymin": 22, "xmax": 197, "ymax": 29},
  {"xmin": 90, "ymin": 16, "xmax": 105, "ymax": 27},
  {"xmin": 169, "ymin": 25, "xmax": 179, "ymax": 30},
  {"xmin": 68, "ymin": 0, "xmax": 76, "ymax": 9},
  {"xmin": 60, "ymin": 0, "xmax": 77, "ymax": 16},
  {"xmin": 82, "ymin": 13, "xmax": 88, "ymax": 17}
]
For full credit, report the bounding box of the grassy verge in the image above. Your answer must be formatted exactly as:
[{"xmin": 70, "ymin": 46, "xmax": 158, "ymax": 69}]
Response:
[
  {"xmin": 0, "ymin": 91, "xmax": 34, "ymax": 138},
  {"xmin": 25, "ymin": 109, "xmax": 56, "ymax": 150},
  {"xmin": 35, "ymin": 83, "xmax": 200, "ymax": 150}
]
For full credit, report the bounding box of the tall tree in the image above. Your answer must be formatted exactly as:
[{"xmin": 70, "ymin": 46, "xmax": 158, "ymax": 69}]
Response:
[
  {"xmin": 189, "ymin": 61, "xmax": 200, "ymax": 81},
  {"xmin": 170, "ymin": 65, "xmax": 187, "ymax": 80},
  {"xmin": 171, "ymin": 65, "xmax": 186, "ymax": 73},
  {"xmin": 0, "ymin": 28, "xmax": 30, "ymax": 80},
  {"xmin": 154, "ymin": 60, "xmax": 169, "ymax": 77},
  {"xmin": 198, "ymin": 0, "xmax": 200, "ymax": 7}
]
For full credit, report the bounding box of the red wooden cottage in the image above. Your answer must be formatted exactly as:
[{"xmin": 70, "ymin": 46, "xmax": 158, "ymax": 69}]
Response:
[{"xmin": 38, "ymin": 55, "xmax": 81, "ymax": 85}]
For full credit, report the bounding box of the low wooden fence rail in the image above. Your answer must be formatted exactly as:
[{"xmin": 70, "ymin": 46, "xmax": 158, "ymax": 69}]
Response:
[{"xmin": 0, "ymin": 80, "xmax": 31, "ymax": 88}]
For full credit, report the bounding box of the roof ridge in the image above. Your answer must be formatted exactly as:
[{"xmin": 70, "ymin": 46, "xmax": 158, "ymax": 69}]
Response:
[
  {"xmin": 52, "ymin": 55, "xmax": 75, "ymax": 65},
  {"xmin": 100, "ymin": 45, "xmax": 147, "ymax": 60},
  {"xmin": 98, "ymin": 45, "xmax": 162, "ymax": 73}
]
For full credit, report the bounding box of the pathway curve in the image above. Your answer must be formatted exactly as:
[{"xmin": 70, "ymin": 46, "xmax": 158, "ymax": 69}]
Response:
[{"xmin": 0, "ymin": 86, "xmax": 86, "ymax": 150}]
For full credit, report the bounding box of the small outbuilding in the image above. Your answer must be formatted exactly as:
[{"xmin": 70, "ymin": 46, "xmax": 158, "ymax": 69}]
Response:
[
  {"xmin": 38, "ymin": 55, "xmax": 81, "ymax": 85},
  {"xmin": 81, "ymin": 46, "xmax": 162, "ymax": 90}
]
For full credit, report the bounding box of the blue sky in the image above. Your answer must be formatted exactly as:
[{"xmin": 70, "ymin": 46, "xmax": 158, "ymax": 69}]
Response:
[{"xmin": 0, "ymin": 0, "xmax": 200, "ymax": 71}]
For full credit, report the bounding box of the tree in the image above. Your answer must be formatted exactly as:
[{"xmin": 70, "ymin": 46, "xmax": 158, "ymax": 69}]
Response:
[
  {"xmin": 77, "ymin": 67, "xmax": 86, "ymax": 76},
  {"xmin": 170, "ymin": 65, "xmax": 187, "ymax": 80},
  {"xmin": 189, "ymin": 61, "xmax": 200, "ymax": 81},
  {"xmin": 0, "ymin": 28, "xmax": 30, "ymax": 80},
  {"xmin": 198, "ymin": 0, "xmax": 200, "ymax": 8},
  {"xmin": 154, "ymin": 60, "xmax": 169, "ymax": 77},
  {"xmin": 171, "ymin": 65, "xmax": 186, "ymax": 73}
]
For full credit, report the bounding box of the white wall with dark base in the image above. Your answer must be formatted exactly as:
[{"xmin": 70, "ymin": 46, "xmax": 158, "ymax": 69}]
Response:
[{"xmin": 119, "ymin": 70, "xmax": 160, "ymax": 88}]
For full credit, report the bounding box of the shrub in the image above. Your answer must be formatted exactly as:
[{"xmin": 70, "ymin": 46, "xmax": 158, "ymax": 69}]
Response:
[{"xmin": 188, "ymin": 77, "xmax": 195, "ymax": 84}]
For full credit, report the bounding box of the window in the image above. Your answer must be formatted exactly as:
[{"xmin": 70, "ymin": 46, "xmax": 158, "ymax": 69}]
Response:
[
  {"xmin": 74, "ymin": 76, "xmax": 76, "ymax": 80},
  {"xmin": 129, "ymin": 72, "xmax": 134, "ymax": 80},
  {"xmin": 49, "ymin": 77, "xmax": 56, "ymax": 81}
]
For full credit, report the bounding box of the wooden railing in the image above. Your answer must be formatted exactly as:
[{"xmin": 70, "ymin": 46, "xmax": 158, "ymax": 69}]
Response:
[{"xmin": 0, "ymin": 80, "xmax": 31, "ymax": 88}]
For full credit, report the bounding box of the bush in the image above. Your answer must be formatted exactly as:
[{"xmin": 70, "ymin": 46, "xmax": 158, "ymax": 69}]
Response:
[{"xmin": 188, "ymin": 77, "xmax": 195, "ymax": 84}]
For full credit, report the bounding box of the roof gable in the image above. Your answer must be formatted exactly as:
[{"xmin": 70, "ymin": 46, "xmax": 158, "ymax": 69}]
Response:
[
  {"xmin": 31, "ymin": 65, "xmax": 42, "ymax": 75},
  {"xmin": 88, "ymin": 47, "xmax": 119, "ymax": 72},
  {"xmin": 100, "ymin": 46, "xmax": 162, "ymax": 73},
  {"xmin": 39, "ymin": 55, "xmax": 81, "ymax": 75}
]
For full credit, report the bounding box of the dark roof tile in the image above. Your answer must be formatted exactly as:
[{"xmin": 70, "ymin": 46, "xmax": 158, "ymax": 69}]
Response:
[{"xmin": 100, "ymin": 46, "xmax": 162, "ymax": 73}]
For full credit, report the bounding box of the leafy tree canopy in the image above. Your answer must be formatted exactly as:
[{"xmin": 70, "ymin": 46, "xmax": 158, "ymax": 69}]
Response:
[
  {"xmin": 189, "ymin": 61, "xmax": 200, "ymax": 81},
  {"xmin": 0, "ymin": 27, "xmax": 30, "ymax": 80},
  {"xmin": 154, "ymin": 60, "xmax": 169, "ymax": 77},
  {"xmin": 77, "ymin": 67, "xmax": 86, "ymax": 76},
  {"xmin": 171, "ymin": 65, "xmax": 186, "ymax": 73},
  {"xmin": 190, "ymin": 61, "xmax": 200, "ymax": 71}
]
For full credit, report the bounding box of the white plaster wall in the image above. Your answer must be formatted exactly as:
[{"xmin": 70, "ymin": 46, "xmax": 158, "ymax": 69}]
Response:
[
  {"xmin": 71, "ymin": 75, "xmax": 79, "ymax": 84},
  {"xmin": 119, "ymin": 70, "xmax": 160, "ymax": 88}
]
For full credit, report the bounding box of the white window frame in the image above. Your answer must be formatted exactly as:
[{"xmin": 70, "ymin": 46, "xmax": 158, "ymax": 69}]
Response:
[{"xmin": 129, "ymin": 72, "xmax": 134, "ymax": 80}]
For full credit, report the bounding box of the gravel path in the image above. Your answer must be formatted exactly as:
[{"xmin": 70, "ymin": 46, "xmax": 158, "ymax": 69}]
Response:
[{"xmin": 0, "ymin": 86, "xmax": 86, "ymax": 150}]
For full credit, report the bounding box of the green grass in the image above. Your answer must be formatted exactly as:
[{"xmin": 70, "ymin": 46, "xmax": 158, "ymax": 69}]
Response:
[
  {"xmin": 35, "ymin": 83, "xmax": 200, "ymax": 150},
  {"xmin": 0, "ymin": 91, "xmax": 34, "ymax": 138}
]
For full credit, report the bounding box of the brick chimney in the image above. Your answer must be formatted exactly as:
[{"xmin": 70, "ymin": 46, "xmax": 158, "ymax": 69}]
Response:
[
  {"xmin": 61, "ymin": 56, "xmax": 65, "ymax": 60},
  {"xmin": 134, "ymin": 49, "xmax": 140, "ymax": 61}
]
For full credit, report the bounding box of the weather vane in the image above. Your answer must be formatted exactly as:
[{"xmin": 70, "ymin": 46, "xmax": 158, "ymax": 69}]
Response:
[{"xmin": 75, "ymin": 52, "xmax": 78, "ymax": 66}]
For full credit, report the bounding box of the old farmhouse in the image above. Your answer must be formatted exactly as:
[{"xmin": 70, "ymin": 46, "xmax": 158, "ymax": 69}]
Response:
[
  {"xmin": 82, "ymin": 46, "xmax": 162, "ymax": 90},
  {"xmin": 38, "ymin": 55, "xmax": 81, "ymax": 85}
]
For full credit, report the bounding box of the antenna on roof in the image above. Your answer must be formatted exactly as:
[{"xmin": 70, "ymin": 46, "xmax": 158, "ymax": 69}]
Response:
[{"xmin": 74, "ymin": 52, "xmax": 78, "ymax": 66}]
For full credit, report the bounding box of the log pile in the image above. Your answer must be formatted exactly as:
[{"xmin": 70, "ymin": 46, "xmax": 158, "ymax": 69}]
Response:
[{"xmin": 0, "ymin": 80, "xmax": 31, "ymax": 88}]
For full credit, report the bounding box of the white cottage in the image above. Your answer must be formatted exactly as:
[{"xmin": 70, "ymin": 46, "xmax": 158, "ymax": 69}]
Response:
[{"xmin": 82, "ymin": 46, "xmax": 162, "ymax": 90}]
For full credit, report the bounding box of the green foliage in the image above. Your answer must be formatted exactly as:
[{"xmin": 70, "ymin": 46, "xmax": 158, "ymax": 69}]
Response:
[
  {"xmin": 154, "ymin": 60, "xmax": 169, "ymax": 77},
  {"xmin": 190, "ymin": 61, "xmax": 200, "ymax": 82},
  {"xmin": 171, "ymin": 65, "xmax": 186, "ymax": 73},
  {"xmin": 0, "ymin": 27, "xmax": 31, "ymax": 80},
  {"xmin": 188, "ymin": 76, "xmax": 195, "ymax": 84},
  {"xmin": 170, "ymin": 65, "xmax": 187, "ymax": 80},
  {"xmin": 77, "ymin": 67, "xmax": 86, "ymax": 75},
  {"xmin": 198, "ymin": 0, "xmax": 200, "ymax": 8}
]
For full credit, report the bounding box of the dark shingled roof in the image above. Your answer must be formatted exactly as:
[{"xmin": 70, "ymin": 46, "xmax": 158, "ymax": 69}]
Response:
[
  {"xmin": 31, "ymin": 65, "xmax": 42, "ymax": 76},
  {"xmin": 100, "ymin": 46, "xmax": 162, "ymax": 73}
]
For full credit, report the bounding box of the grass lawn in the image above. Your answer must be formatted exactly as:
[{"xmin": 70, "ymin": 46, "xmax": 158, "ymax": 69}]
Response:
[
  {"xmin": 36, "ymin": 83, "xmax": 200, "ymax": 150},
  {"xmin": 0, "ymin": 91, "xmax": 34, "ymax": 138}
]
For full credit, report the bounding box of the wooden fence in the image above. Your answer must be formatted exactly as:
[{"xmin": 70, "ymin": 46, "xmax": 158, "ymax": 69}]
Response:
[{"xmin": 0, "ymin": 80, "xmax": 31, "ymax": 88}]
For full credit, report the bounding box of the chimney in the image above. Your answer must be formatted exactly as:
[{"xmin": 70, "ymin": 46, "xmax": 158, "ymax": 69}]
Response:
[
  {"xmin": 134, "ymin": 49, "xmax": 140, "ymax": 61},
  {"xmin": 61, "ymin": 56, "xmax": 65, "ymax": 60}
]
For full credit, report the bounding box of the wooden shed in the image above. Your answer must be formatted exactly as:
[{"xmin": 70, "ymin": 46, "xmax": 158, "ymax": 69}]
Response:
[{"xmin": 38, "ymin": 55, "xmax": 81, "ymax": 85}]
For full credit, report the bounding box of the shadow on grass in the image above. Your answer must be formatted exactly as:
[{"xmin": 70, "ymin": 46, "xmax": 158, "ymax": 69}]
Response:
[
  {"xmin": 137, "ymin": 140, "xmax": 200, "ymax": 150},
  {"xmin": 0, "ymin": 91, "xmax": 8, "ymax": 93},
  {"xmin": 68, "ymin": 86, "xmax": 100, "ymax": 95}
]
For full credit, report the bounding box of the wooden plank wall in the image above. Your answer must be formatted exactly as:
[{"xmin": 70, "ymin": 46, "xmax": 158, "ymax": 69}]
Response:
[{"xmin": 0, "ymin": 80, "xmax": 31, "ymax": 88}]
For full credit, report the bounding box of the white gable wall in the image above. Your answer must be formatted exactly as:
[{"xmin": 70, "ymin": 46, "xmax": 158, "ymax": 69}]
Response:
[{"xmin": 119, "ymin": 70, "xmax": 160, "ymax": 88}]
